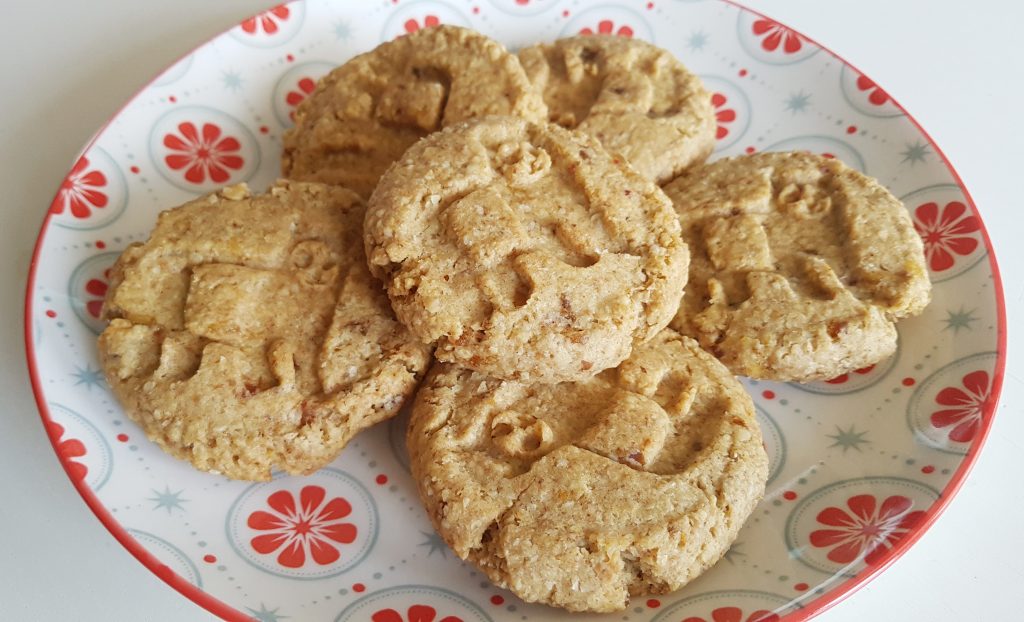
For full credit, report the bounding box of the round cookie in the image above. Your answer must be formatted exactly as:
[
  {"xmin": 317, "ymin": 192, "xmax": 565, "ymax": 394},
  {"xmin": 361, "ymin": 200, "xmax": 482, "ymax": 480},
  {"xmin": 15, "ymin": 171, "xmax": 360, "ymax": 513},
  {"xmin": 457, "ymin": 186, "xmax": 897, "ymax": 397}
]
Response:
[
  {"xmin": 98, "ymin": 181, "xmax": 432, "ymax": 481},
  {"xmin": 365, "ymin": 115, "xmax": 689, "ymax": 383},
  {"xmin": 663, "ymin": 151, "xmax": 931, "ymax": 382},
  {"xmin": 282, "ymin": 25, "xmax": 547, "ymax": 198},
  {"xmin": 408, "ymin": 329, "xmax": 768, "ymax": 612},
  {"xmin": 518, "ymin": 35, "xmax": 715, "ymax": 183}
]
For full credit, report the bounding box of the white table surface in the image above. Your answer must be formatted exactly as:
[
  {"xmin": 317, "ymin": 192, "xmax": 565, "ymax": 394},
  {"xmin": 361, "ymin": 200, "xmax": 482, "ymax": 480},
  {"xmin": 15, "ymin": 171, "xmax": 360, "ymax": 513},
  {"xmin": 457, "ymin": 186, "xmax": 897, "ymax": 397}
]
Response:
[{"xmin": 3, "ymin": 1, "xmax": 1020, "ymax": 620}]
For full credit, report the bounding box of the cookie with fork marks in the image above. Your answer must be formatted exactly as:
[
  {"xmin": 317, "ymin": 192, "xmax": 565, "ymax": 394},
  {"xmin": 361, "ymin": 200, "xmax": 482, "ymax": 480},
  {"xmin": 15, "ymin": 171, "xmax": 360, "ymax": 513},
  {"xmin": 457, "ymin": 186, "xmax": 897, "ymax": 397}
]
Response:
[{"xmin": 663, "ymin": 151, "xmax": 930, "ymax": 381}]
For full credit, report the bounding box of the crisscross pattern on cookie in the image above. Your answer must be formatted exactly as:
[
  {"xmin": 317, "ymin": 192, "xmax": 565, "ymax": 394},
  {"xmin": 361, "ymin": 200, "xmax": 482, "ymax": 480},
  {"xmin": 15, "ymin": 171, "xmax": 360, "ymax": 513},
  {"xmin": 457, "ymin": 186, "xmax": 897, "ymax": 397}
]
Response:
[
  {"xmin": 408, "ymin": 330, "xmax": 768, "ymax": 612},
  {"xmin": 365, "ymin": 116, "xmax": 689, "ymax": 382},
  {"xmin": 664, "ymin": 151, "xmax": 930, "ymax": 381},
  {"xmin": 98, "ymin": 182, "xmax": 430, "ymax": 480},
  {"xmin": 283, "ymin": 25, "xmax": 546, "ymax": 198},
  {"xmin": 519, "ymin": 35, "xmax": 715, "ymax": 183}
]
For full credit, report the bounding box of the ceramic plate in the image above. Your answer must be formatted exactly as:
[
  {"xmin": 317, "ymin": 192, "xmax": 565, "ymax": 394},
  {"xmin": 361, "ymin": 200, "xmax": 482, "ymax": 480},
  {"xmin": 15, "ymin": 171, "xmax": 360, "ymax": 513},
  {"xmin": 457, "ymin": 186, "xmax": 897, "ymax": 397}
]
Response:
[{"xmin": 25, "ymin": 1, "xmax": 1006, "ymax": 620}]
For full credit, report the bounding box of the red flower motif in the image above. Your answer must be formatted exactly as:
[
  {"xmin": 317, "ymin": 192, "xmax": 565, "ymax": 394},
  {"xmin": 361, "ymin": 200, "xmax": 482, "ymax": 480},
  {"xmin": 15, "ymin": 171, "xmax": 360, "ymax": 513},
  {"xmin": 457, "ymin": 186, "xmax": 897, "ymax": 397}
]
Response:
[
  {"xmin": 913, "ymin": 201, "xmax": 980, "ymax": 272},
  {"xmin": 83, "ymin": 267, "xmax": 111, "ymax": 320},
  {"xmin": 404, "ymin": 15, "xmax": 440, "ymax": 34},
  {"xmin": 286, "ymin": 77, "xmax": 318, "ymax": 120},
  {"xmin": 751, "ymin": 19, "xmax": 803, "ymax": 54},
  {"xmin": 825, "ymin": 364, "xmax": 875, "ymax": 385},
  {"xmin": 855, "ymin": 74, "xmax": 889, "ymax": 106},
  {"xmin": 809, "ymin": 494, "xmax": 925, "ymax": 565},
  {"xmin": 46, "ymin": 421, "xmax": 88, "ymax": 482},
  {"xmin": 50, "ymin": 155, "xmax": 109, "ymax": 219},
  {"xmin": 163, "ymin": 122, "xmax": 244, "ymax": 185},
  {"xmin": 247, "ymin": 485, "xmax": 357, "ymax": 568},
  {"xmin": 371, "ymin": 605, "xmax": 464, "ymax": 622},
  {"xmin": 580, "ymin": 20, "xmax": 634, "ymax": 38},
  {"xmin": 931, "ymin": 370, "xmax": 990, "ymax": 443},
  {"xmin": 682, "ymin": 607, "xmax": 780, "ymax": 622},
  {"xmin": 711, "ymin": 92, "xmax": 736, "ymax": 140},
  {"xmin": 241, "ymin": 5, "xmax": 290, "ymax": 35}
]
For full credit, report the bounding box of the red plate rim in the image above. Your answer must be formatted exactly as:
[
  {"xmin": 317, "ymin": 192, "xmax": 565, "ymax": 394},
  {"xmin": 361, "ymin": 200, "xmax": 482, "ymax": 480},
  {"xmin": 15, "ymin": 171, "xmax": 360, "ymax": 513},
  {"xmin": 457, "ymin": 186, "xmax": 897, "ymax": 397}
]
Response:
[
  {"xmin": 719, "ymin": 1, "xmax": 1008, "ymax": 618},
  {"xmin": 22, "ymin": 1, "xmax": 1007, "ymax": 620}
]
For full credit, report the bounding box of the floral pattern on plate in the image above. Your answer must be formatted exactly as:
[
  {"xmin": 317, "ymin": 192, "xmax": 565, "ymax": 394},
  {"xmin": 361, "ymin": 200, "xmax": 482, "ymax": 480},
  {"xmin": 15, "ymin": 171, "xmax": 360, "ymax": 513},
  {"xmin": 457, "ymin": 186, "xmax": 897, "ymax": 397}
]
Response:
[{"xmin": 26, "ymin": 2, "xmax": 1005, "ymax": 620}]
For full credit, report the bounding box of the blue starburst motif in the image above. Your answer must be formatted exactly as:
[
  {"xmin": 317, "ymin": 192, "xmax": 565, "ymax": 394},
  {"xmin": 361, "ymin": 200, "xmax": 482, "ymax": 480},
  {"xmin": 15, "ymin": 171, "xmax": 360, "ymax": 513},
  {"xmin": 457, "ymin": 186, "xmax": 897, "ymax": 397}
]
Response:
[
  {"xmin": 418, "ymin": 530, "xmax": 448, "ymax": 557},
  {"xmin": 900, "ymin": 140, "xmax": 931, "ymax": 165},
  {"xmin": 247, "ymin": 604, "xmax": 288, "ymax": 622},
  {"xmin": 687, "ymin": 30, "xmax": 708, "ymax": 51},
  {"xmin": 222, "ymin": 70, "xmax": 243, "ymax": 92},
  {"xmin": 826, "ymin": 425, "xmax": 870, "ymax": 453},
  {"xmin": 334, "ymin": 19, "xmax": 352, "ymax": 40},
  {"xmin": 784, "ymin": 91, "xmax": 811, "ymax": 114},
  {"xmin": 723, "ymin": 542, "xmax": 745, "ymax": 564},
  {"xmin": 148, "ymin": 486, "xmax": 188, "ymax": 514},
  {"xmin": 71, "ymin": 364, "xmax": 106, "ymax": 390},
  {"xmin": 943, "ymin": 306, "xmax": 977, "ymax": 333}
]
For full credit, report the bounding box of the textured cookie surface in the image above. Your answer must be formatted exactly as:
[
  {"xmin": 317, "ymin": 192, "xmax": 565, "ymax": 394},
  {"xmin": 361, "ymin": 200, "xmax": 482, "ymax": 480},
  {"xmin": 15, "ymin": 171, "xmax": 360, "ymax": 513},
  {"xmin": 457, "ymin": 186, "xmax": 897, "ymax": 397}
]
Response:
[
  {"xmin": 664, "ymin": 151, "xmax": 930, "ymax": 381},
  {"xmin": 282, "ymin": 25, "xmax": 546, "ymax": 198},
  {"xmin": 519, "ymin": 35, "xmax": 714, "ymax": 183},
  {"xmin": 408, "ymin": 329, "xmax": 768, "ymax": 612},
  {"xmin": 365, "ymin": 115, "xmax": 689, "ymax": 383},
  {"xmin": 98, "ymin": 181, "xmax": 431, "ymax": 480}
]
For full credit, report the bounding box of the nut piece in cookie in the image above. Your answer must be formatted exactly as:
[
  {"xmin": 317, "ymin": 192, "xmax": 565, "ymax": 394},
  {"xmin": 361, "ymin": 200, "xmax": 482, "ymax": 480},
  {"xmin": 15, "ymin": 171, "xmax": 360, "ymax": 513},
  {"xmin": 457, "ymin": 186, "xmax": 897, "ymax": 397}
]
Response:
[
  {"xmin": 663, "ymin": 151, "xmax": 931, "ymax": 381},
  {"xmin": 365, "ymin": 115, "xmax": 690, "ymax": 383},
  {"xmin": 519, "ymin": 35, "xmax": 715, "ymax": 183},
  {"xmin": 408, "ymin": 329, "xmax": 769, "ymax": 612},
  {"xmin": 98, "ymin": 181, "xmax": 432, "ymax": 480},
  {"xmin": 282, "ymin": 25, "xmax": 547, "ymax": 198}
]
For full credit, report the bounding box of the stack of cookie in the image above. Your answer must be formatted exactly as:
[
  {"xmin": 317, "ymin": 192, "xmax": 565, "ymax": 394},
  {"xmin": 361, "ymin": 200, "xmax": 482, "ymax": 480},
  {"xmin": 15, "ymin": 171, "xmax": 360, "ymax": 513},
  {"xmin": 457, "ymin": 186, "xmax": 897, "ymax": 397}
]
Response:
[{"xmin": 97, "ymin": 25, "xmax": 930, "ymax": 613}]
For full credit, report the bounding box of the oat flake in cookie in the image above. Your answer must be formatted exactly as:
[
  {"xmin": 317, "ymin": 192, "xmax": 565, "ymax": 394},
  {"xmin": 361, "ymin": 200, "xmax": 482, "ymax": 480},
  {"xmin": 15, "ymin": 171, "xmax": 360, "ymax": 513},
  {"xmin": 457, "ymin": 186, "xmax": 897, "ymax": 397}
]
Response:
[
  {"xmin": 664, "ymin": 151, "xmax": 931, "ymax": 382},
  {"xmin": 365, "ymin": 116, "xmax": 689, "ymax": 383},
  {"xmin": 519, "ymin": 35, "xmax": 715, "ymax": 183},
  {"xmin": 282, "ymin": 25, "xmax": 546, "ymax": 198},
  {"xmin": 408, "ymin": 329, "xmax": 768, "ymax": 612},
  {"xmin": 98, "ymin": 181, "xmax": 431, "ymax": 481}
]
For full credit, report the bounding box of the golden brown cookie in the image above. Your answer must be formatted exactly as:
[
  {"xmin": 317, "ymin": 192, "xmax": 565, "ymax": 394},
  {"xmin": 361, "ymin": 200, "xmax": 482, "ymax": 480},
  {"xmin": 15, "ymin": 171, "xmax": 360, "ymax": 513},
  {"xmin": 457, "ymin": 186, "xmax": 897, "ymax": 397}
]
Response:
[
  {"xmin": 364, "ymin": 115, "xmax": 689, "ymax": 383},
  {"xmin": 664, "ymin": 151, "xmax": 931, "ymax": 381},
  {"xmin": 282, "ymin": 25, "xmax": 547, "ymax": 198},
  {"xmin": 408, "ymin": 329, "xmax": 768, "ymax": 612},
  {"xmin": 98, "ymin": 181, "xmax": 432, "ymax": 480},
  {"xmin": 518, "ymin": 35, "xmax": 715, "ymax": 183}
]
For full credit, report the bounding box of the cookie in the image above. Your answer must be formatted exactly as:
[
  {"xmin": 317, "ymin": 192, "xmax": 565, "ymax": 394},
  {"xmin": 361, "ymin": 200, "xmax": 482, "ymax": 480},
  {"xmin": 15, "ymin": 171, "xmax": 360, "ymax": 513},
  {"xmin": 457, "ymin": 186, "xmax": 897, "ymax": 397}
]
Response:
[
  {"xmin": 98, "ymin": 181, "xmax": 432, "ymax": 481},
  {"xmin": 282, "ymin": 25, "xmax": 547, "ymax": 198},
  {"xmin": 518, "ymin": 35, "xmax": 715, "ymax": 183},
  {"xmin": 364, "ymin": 115, "xmax": 689, "ymax": 383},
  {"xmin": 408, "ymin": 329, "xmax": 768, "ymax": 612},
  {"xmin": 663, "ymin": 151, "xmax": 931, "ymax": 382}
]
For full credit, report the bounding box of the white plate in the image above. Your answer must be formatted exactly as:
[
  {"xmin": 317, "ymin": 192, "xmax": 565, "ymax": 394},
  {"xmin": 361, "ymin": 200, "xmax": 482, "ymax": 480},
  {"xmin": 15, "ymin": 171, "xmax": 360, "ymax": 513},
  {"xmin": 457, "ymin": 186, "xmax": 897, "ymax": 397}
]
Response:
[{"xmin": 26, "ymin": 1, "xmax": 1006, "ymax": 620}]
